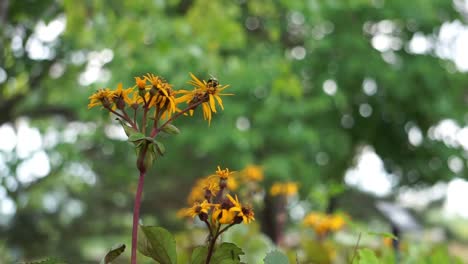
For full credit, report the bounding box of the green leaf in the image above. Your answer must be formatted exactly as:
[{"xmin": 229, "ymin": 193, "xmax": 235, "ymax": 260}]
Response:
[
  {"xmin": 366, "ymin": 231, "xmax": 398, "ymax": 240},
  {"xmin": 153, "ymin": 140, "xmax": 166, "ymax": 156},
  {"xmin": 211, "ymin": 243, "xmax": 244, "ymax": 264},
  {"xmin": 23, "ymin": 258, "xmax": 66, "ymax": 264},
  {"xmin": 100, "ymin": 244, "xmax": 125, "ymax": 264},
  {"xmin": 128, "ymin": 132, "xmax": 146, "ymax": 142},
  {"xmin": 263, "ymin": 250, "xmax": 289, "ymax": 264},
  {"xmin": 161, "ymin": 124, "xmax": 181, "ymax": 135},
  {"xmin": 190, "ymin": 246, "xmax": 208, "ymax": 264},
  {"xmin": 357, "ymin": 248, "xmax": 379, "ymax": 264},
  {"xmin": 190, "ymin": 243, "xmax": 243, "ymax": 264},
  {"xmin": 116, "ymin": 118, "xmax": 139, "ymax": 137},
  {"xmin": 138, "ymin": 226, "xmax": 177, "ymax": 264}
]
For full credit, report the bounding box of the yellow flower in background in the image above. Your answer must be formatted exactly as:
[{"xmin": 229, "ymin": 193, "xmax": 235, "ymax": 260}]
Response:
[
  {"xmin": 270, "ymin": 181, "xmax": 299, "ymax": 197},
  {"xmin": 303, "ymin": 212, "xmax": 347, "ymax": 236},
  {"xmin": 328, "ymin": 215, "xmax": 346, "ymax": 231},
  {"xmin": 241, "ymin": 165, "xmax": 264, "ymax": 182},
  {"xmin": 187, "ymin": 175, "xmax": 220, "ymax": 204},
  {"xmin": 88, "ymin": 88, "xmax": 113, "ymax": 109}
]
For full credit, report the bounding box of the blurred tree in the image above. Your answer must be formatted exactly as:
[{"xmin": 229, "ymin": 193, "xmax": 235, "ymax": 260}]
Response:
[{"xmin": 1, "ymin": 0, "xmax": 467, "ymax": 262}]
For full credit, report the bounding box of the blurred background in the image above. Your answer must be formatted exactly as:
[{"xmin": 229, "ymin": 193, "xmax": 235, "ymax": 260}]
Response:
[{"xmin": 1, "ymin": 0, "xmax": 468, "ymax": 263}]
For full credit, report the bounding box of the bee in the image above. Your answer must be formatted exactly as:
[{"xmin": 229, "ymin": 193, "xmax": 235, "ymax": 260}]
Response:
[{"xmin": 207, "ymin": 75, "xmax": 219, "ymax": 88}]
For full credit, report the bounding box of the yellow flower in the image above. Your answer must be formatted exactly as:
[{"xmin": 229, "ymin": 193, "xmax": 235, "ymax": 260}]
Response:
[
  {"xmin": 134, "ymin": 76, "xmax": 147, "ymax": 90},
  {"xmin": 303, "ymin": 212, "xmax": 346, "ymax": 236},
  {"xmin": 241, "ymin": 165, "xmax": 264, "ymax": 182},
  {"xmin": 111, "ymin": 83, "xmax": 134, "ymax": 109},
  {"xmin": 187, "ymin": 73, "xmax": 232, "ymax": 125},
  {"xmin": 216, "ymin": 166, "xmax": 234, "ymax": 180},
  {"xmin": 270, "ymin": 182, "xmax": 298, "ymax": 197},
  {"xmin": 187, "ymin": 175, "xmax": 220, "ymax": 204},
  {"xmin": 144, "ymin": 73, "xmax": 177, "ymax": 119},
  {"xmin": 227, "ymin": 176, "xmax": 238, "ymax": 191},
  {"xmin": 180, "ymin": 200, "xmax": 212, "ymax": 218},
  {"xmin": 88, "ymin": 88, "xmax": 113, "ymax": 109},
  {"xmin": 127, "ymin": 91, "xmax": 141, "ymax": 109},
  {"xmin": 212, "ymin": 206, "xmax": 237, "ymax": 224},
  {"xmin": 240, "ymin": 206, "xmax": 255, "ymax": 224}
]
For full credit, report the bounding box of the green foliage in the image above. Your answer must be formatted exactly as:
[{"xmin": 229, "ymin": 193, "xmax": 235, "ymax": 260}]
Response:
[
  {"xmin": 138, "ymin": 226, "xmax": 177, "ymax": 264},
  {"xmin": 355, "ymin": 249, "xmax": 379, "ymax": 264},
  {"xmin": 2, "ymin": 0, "xmax": 468, "ymax": 262},
  {"xmin": 22, "ymin": 258, "xmax": 67, "ymax": 264},
  {"xmin": 263, "ymin": 250, "xmax": 289, "ymax": 264},
  {"xmin": 191, "ymin": 243, "xmax": 244, "ymax": 264},
  {"xmin": 100, "ymin": 244, "xmax": 125, "ymax": 264}
]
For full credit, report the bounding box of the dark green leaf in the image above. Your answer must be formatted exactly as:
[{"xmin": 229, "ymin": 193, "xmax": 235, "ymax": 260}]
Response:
[
  {"xmin": 100, "ymin": 244, "xmax": 125, "ymax": 264},
  {"xmin": 190, "ymin": 243, "xmax": 243, "ymax": 264},
  {"xmin": 190, "ymin": 246, "xmax": 208, "ymax": 264},
  {"xmin": 138, "ymin": 226, "xmax": 177, "ymax": 264},
  {"xmin": 211, "ymin": 243, "xmax": 244, "ymax": 264}
]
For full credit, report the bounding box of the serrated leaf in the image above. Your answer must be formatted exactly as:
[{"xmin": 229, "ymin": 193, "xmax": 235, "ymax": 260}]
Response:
[
  {"xmin": 138, "ymin": 226, "xmax": 177, "ymax": 264},
  {"xmin": 263, "ymin": 250, "xmax": 289, "ymax": 264},
  {"xmin": 357, "ymin": 248, "xmax": 379, "ymax": 264},
  {"xmin": 100, "ymin": 244, "xmax": 125, "ymax": 264},
  {"xmin": 161, "ymin": 124, "xmax": 180, "ymax": 135},
  {"xmin": 128, "ymin": 132, "xmax": 146, "ymax": 142}
]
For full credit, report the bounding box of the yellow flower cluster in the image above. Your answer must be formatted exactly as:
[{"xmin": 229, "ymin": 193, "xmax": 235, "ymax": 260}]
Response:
[
  {"xmin": 180, "ymin": 166, "xmax": 255, "ymax": 226},
  {"xmin": 270, "ymin": 181, "xmax": 299, "ymax": 197},
  {"xmin": 303, "ymin": 212, "xmax": 346, "ymax": 237},
  {"xmin": 88, "ymin": 73, "xmax": 231, "ymax": 125},
  {"xmin": 186, "ymin": 165, "xmax": 264, "ymax": 204}
]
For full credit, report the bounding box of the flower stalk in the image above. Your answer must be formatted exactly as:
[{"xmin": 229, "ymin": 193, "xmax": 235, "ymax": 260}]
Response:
[{"xmin": 87, "ymin": 73, "xmax": 232, "ymax": 264}]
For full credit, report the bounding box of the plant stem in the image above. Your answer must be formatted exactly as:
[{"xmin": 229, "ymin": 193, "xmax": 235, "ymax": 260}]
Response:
[
  {"xmin": 205, "ymin": 223, "xmax": 235, "ymax": 264},
  {"xmin": 205, "ymin": 224, "xmax": 221, "ymax": 264},
  {"xmin": 153, "ymin": 100, "xmax": 203, "ymax": 137},
  {"xmin": 131, "ymin": 169, "xmax": 146, "ymax": 264}
]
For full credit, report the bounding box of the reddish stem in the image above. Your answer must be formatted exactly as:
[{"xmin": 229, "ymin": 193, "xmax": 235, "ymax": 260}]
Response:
[{"xmin": 131, "ymin": 169, "xmax": 146, "ymax": 264}]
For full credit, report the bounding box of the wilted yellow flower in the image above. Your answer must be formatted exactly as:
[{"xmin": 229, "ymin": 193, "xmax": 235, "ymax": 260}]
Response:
[
  {"xmin": 111, "ymin": 83, "xmax": 134, "ymax": 110},
  {"xmin": 88, "ymin": 88, "xmax": 113, "ymax": 109},
  {"xmin": 270, "ymin": 182, "xmax": 298, "ymax": 197}
]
